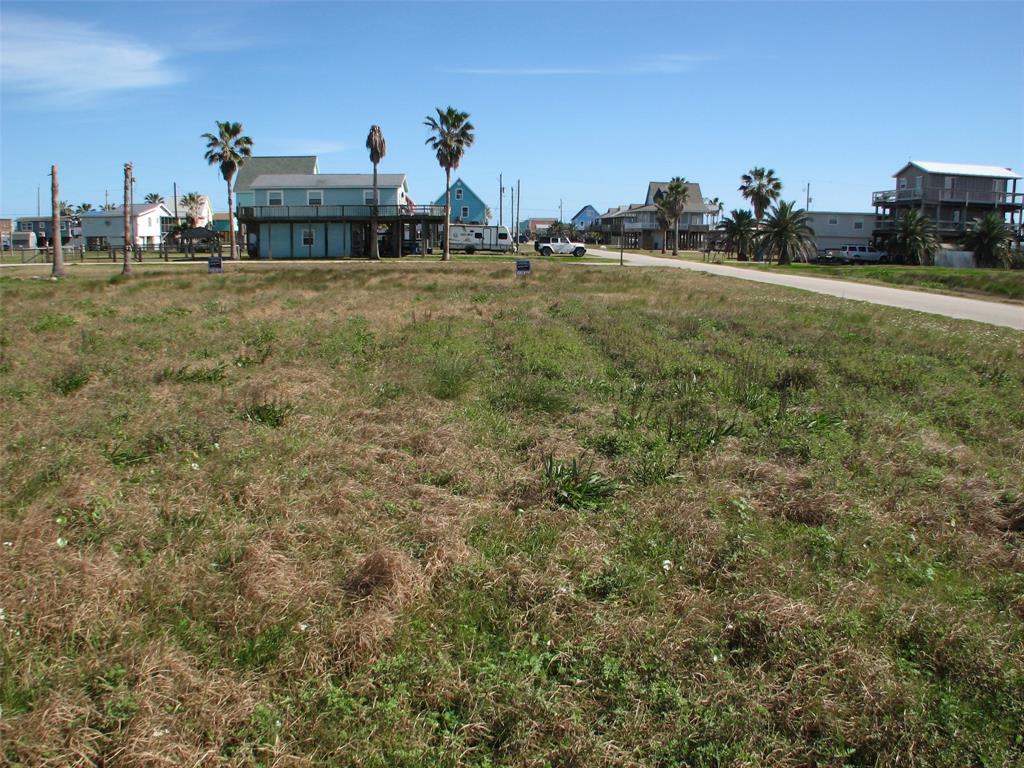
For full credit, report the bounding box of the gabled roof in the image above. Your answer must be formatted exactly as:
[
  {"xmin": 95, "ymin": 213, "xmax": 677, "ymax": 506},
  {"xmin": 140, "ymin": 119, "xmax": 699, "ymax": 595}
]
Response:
[
  {"xmin": 433, "ymin": 177, "xmax": 486, "ymax": 207},
  {"xmin": 234, "ymin": 156, "xmax": 319, "ymax": 191},
  {"xmin": 571, "ymin": 205, "xmax": 599, "ymax": 221},
  {"xmin": 645, "ymin": 181, "xmax": 708, "ymax": 212},
  {"xmin": 247, "ymin": 173, "xmax": 407, "ymax": 189},
  {"xmin": 897, "ymin": 161, "xmax": 1021, "ymax": 179},
  {"xmin": 79, "ymin": 203, "xmax": 172, "ymax": 218},
  {"xmin": 168, "ymin": 194, "xmax": 213, "ymax": 215}
]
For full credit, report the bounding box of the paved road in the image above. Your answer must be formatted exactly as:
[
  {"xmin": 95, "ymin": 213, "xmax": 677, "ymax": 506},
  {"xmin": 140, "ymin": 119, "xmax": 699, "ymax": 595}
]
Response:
[{"xmin": 586, "ymin": 249, "xmax": 1023, "ymax": 331}]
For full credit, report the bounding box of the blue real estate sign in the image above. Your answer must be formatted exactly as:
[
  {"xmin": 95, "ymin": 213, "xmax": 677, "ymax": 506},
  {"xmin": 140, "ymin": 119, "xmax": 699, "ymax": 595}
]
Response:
[
  {"xmin": 516, "ymin": 259, "xmax": 531, "ymax": 276},
  {"xmin": 208, "ymin": 255, "xmax": 223, "ymax": 274}
]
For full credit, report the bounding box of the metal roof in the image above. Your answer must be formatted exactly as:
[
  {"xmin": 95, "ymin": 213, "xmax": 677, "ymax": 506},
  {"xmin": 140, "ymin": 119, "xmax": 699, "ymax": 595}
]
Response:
[
  {"xmin": 247, "ymin": 173, "xmax": 406, "ymax": 189},
  {"xmin": 79, "ymin": 203, "xmax": 170, "ymax": 217},
  {"xmin": 234, "ymin": 156, "xmax": 319, "ymax": 191},
  {"xmin": 899, "ymin": 161, "xmax": 1021, "ymax": 179}
]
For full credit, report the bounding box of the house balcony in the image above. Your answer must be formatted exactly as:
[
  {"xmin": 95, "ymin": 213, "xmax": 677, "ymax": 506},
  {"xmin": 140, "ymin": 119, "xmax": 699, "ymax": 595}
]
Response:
[
  {"xmin": 874, "ymin": 217, "xmax": 1022, "ymax": 237},
  {"xmin": 872, "ymin": 187, "xmax": 1024, "ymax": 208},
  {"xmin": 237, "ymin": 204, "xmax": 447, "ymax": 222}
]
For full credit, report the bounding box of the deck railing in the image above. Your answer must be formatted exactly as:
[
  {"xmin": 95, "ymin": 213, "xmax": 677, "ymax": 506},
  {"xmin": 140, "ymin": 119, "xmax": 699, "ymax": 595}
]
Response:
[
  {"xmin": 872, "ymin": 187, "xmax": 1024, "ymax": 207},
  {"xmin": 237, "ymin": 204, "xmax": 446, "ymax": 220},
  {"xmin": 874, "ymin": 218, "xmax": 1021, "ymax": 234}
]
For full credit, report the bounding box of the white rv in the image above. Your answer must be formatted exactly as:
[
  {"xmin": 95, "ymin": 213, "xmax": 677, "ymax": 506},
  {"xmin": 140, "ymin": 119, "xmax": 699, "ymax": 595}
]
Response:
[{"xmin": 448, "ymin": 223, "xmax": 513, "ymax": 253}]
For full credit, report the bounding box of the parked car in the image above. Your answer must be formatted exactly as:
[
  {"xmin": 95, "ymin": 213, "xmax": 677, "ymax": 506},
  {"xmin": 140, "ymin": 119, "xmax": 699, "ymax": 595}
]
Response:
[
  {"xmin": 826, "ymin": 244, "xmax": 886, "ymax": 264},
  {"xmin": 533, "ymin": 235, "xmax": 587, "ymax": 257}
]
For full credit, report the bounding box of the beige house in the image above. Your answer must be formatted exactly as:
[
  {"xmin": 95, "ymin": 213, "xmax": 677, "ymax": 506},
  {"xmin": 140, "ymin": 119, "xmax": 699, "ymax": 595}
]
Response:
[
  {"xmin": 872, "ymin": 161, "xmax": 1022, "ymax": 244},
  {"xmin": 595, "ymin": 181, "xmax": 713, "ymax": 249}
]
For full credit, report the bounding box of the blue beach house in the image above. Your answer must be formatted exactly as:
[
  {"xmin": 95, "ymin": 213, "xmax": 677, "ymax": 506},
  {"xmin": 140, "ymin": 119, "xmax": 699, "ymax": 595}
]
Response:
[
  {"xmin": 235, "ymin": 157, "xmax": 445, "ymax": 258},
  {"xmin": 433, "ymin": 178, "xmax": 488, "ymax": 223},
  {"xmin": 571, "ymin": 205, "xmax": 599, "ymax": 231}
]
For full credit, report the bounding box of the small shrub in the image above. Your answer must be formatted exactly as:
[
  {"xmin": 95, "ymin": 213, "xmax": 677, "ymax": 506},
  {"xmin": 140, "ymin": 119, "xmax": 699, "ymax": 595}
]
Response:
[
  {"xmin": 243, "ymin": 399, "xmax": 294, "ymax": 428},
  {"xmin": 51, "ymin": 365, "xmax": 89, "ymax": 396},
  {"xmin": 31, "ymin": 313, "xmax": 76, "ymax": 333},
  {"xmin": 542, "ymin": 455, "xmax": 618, "ymax": 511},
  {"xmin": 429, "ymin": 350, "xmax": 474, "ymax": 400}
]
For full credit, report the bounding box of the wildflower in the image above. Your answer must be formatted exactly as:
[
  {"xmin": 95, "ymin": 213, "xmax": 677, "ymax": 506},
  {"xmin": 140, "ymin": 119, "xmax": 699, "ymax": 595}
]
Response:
[
  {"xmin": 661, "ymin": 559, "xmax": 673, "ymax": 573},
  {"xmin": 190, "ymin": 462, "xmax": 200, "ymax": 471},
  {"xmin": 56, "ymin": 537, "xmax": 68, "ymax": 548}
]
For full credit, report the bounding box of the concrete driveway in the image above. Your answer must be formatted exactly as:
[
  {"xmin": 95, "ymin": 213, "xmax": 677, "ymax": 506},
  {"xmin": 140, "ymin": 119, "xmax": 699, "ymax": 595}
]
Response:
[{"xmin": 586, "ymin": 249, "xmax": 1023, "ymax": 331}]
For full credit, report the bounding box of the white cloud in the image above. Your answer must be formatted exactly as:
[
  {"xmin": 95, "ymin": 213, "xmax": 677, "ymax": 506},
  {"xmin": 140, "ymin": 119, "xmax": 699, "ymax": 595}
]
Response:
[
  {"xmin": 0, "ymin": 12, "xmax": 180, "ymax": 106},
  {"xmin": 442, "ymin": 53, "xmax": 716, "ymax": 77}
]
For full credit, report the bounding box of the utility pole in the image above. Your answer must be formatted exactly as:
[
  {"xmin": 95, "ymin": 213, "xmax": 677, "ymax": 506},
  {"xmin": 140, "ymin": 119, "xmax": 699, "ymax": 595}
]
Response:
[
  {"xmin": 498, "ymin": 173, "xmax": 503, "ymax": 227},
  {"xmin": 37, "ymin": 186, "xmax": 40, "ymax": 216},
  {"xmin": 173, "ymin": 181, "xmax": 179, "ymax": 220},
  {"xmin": 619, "ymin": 216, "xmax": 624, "ymax": 266},
  {"xmin": 559, "ymin": 199, "xmax": 563, "ymax": 222},
  {"xmin": 516, "ymin": 179, "xmax": 521, "ymax": 241},
  {"xmin": 50, "ymin": 165, "xmax": 65, "ymax": 277},
  {"xmin": 805, "ymin": 182, "xmax": 812, "ymax": 211},
  {"xmin": 122, "ymin": 163, "xmax": 132, "ymax": 275}
]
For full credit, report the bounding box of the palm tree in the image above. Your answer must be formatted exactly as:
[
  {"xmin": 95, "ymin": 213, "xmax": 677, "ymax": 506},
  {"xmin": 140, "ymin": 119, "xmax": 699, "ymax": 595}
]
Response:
[
  {"xmin": 718, "ymin": 209, "xmax": 758, "ymax": 261},
  {"xmin": 962, "ymin": 212, "xmax": 1014, "ymax": 268},
  {"xmin": 887, "ymin": 209, "xmax": 939, "ymax": 266},
  {"xmin": 100, "ymin": 203, "xmax": 116, "ymax": 211},
  {"xmin": 77, "ymin": 203, "xmax": 93, "ymax": 213},
  {"xmin": 180, "ymin": 192, "xmax": 204, "ymax": 226},
  {"xmin": 144, "ymin": 193, "xmax": 164, "ymax": 204},
  {"xmin": 739, "ymin": 167, "xmax": 783, "ymax": 222},
  {"xmin": 59, "ymin": 200, "xmax": 74, "ymax": 217},
  {"xmin": 704, "ymin": 197, "xmax": 724, "ymax": 227},
  {"xmin": 365, "ymin": 125, "xmax": 386, "ymax": 261},
  {"xmin": 759, "ymin": 201, "xmax": 816, "ymax": 264},
  {"xmin": 202, "ymin": 120, "xmax": 253, "ymax": 259},
  {"xmin": 424, "ymin": 106, "xmax": 475, "ymax": 261},
  {"xmin": 662, "ymin": 177, "xmax": 689, "ymax": 255}
]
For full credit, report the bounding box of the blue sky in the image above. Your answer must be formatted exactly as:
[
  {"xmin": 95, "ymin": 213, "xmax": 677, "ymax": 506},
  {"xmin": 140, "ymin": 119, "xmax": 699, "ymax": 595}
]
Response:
[{"xmin": 2, "ymin": 1, "xmax": 1022, "ymax": 222}]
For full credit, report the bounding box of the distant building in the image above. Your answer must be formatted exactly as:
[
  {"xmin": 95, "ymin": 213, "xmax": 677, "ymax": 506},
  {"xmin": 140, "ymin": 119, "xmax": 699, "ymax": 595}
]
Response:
[
  {"xmin": 168, "ymin": 194, "xmax": 214, "ymax": 227},
  {"xmin": 433, "ymin": 178, "xmax": 488, "ymax": 223},
  {"xmin": 571, "ymin": 205, "xmax": 599, "ymax": 231},
  {"xmin": 804, "ymin": 211, "xmax": 878, "ymax": 252},
  {"xmin": 595, "ymin": 181, "xmax": 713, "ymax": 249},
  {"xmin": 872, "ymin": 161, "xmax": 1023, "ymax": 245},
  {"xmin": 0, "ymin": 218, "xmax": 13, "ymax": 248},
  {"xmin": 211, "ymin": 212, "xmax": 237, "ymax": 237},
  {"xmin": 79, "ymin": 204, "xmax": 176, "ymax": 249},
  {"xmin": 15, "ymin": 215, "xmax": 78, "ymax": 247},
  {"xmin": 520, "ymin": 218, "xmax": 556, "ymax": 238}
]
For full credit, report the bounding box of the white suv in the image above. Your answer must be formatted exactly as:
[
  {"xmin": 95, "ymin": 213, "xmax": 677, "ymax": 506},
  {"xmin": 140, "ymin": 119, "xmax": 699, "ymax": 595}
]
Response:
[{"xmin": 836, "ymin": 244, "xmax": 885, "ymax": 264}]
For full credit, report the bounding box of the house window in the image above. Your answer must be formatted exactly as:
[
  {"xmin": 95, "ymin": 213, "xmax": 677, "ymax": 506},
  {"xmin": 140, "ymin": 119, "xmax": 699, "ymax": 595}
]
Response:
[
  {"xmin": 267, "ymin": 190, "xmax": 283, "ymax": 206},
  {"xmin": 307, "ymin": 190, "xmax": 323, "ymax": 206},
  {"xmin": 827, "ymin": 215, "xmax": 838, "ymax": 226},
  {"xmin": 363, "ymin": 189, "xmax": 374, "ymax": 204},
  {"xmin": 301, "ymin": 229, "xmax": 315, "ymax": 246},
  {"xmin": 455, "ymin": 188, "xmax": 463, "ymax": 200},
  {"xmin": 898, "ymin": 178, "xmax": 907, "ymax": 190},
  {"xmin": 461, "ymin": 206, "xmax": 469, "ymax": 219},
  {"xmin": 944, "ymin": 176, "xmax": 954, "ymax": 191},
  {"xmin": 853, "ymin": 219, "xmax": 864, "ymax": 230}
]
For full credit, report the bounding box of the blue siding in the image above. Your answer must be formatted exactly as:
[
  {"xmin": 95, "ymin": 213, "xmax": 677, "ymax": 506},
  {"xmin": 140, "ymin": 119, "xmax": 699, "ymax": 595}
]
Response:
[
  {"xmin": 433, "ymin": 178, "xmax": 487, "ymax": 223},
  {"xmin": 258, "ymin": 221, "xmax": 352, "ymax": 258}
]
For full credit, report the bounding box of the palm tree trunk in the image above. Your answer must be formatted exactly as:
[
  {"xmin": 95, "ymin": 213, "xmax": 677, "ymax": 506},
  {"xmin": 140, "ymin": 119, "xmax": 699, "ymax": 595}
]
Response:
[
  {"xmin": 661, "ymin": 228, "xmax": 666, "ymax": 254},
  {"xmin": 50, "ymin": 165, "xmax": 65, "ymax": 277},
  {"xmin": 122, "ymin": 165, "xmax": 132, "ymax": 275},
  {"xmin": 227, "ymin": 177, "xmax": 236, "ymax": 259},
  {"xmin": 370, "ymin": 162, "xmax": 380, "ymax": 261},
  {"xmin": 443, "ymin": 168, "xmax": 451, "ymax": 261},
  {"xmin": 673, "ymin": 219, "xmax": 679, "ymax": 256}
]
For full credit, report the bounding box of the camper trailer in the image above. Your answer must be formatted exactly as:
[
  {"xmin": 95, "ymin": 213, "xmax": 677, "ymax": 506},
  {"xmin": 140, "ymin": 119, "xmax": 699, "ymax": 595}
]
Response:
[
  {"xmin": 448, "ymin": 224, "xmax": 513, "ymax": 253},
  {"xmin": 12, "ymin": 231, "xmax": 37, "ymax": 249}
]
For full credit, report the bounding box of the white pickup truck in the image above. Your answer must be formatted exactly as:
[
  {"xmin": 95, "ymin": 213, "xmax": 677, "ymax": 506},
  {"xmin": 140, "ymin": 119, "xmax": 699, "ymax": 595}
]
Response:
[{"xmin": 534, "ymin": 236, "xmax": 587, "ymax": 257}]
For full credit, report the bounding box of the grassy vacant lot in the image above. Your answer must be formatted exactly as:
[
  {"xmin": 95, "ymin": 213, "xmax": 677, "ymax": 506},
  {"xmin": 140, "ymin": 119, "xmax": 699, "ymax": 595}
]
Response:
[
  {"xmin": 2, "ymin": 262, "xmax": 1022, "ymax": 767},
  {"xmin": 730, "ymin": 262, "xmax": 1024, "ymax": 303}
]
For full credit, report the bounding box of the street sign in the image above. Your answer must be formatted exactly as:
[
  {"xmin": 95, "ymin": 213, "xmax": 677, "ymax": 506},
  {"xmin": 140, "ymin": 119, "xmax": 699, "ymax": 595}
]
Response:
[
  {"xmin": 516, "ymin": 259, "xmax": 531, "ymax": 276},
  {"xmin": 208, "ymin": 255, "xmax": 223, "ymax": 273}
]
